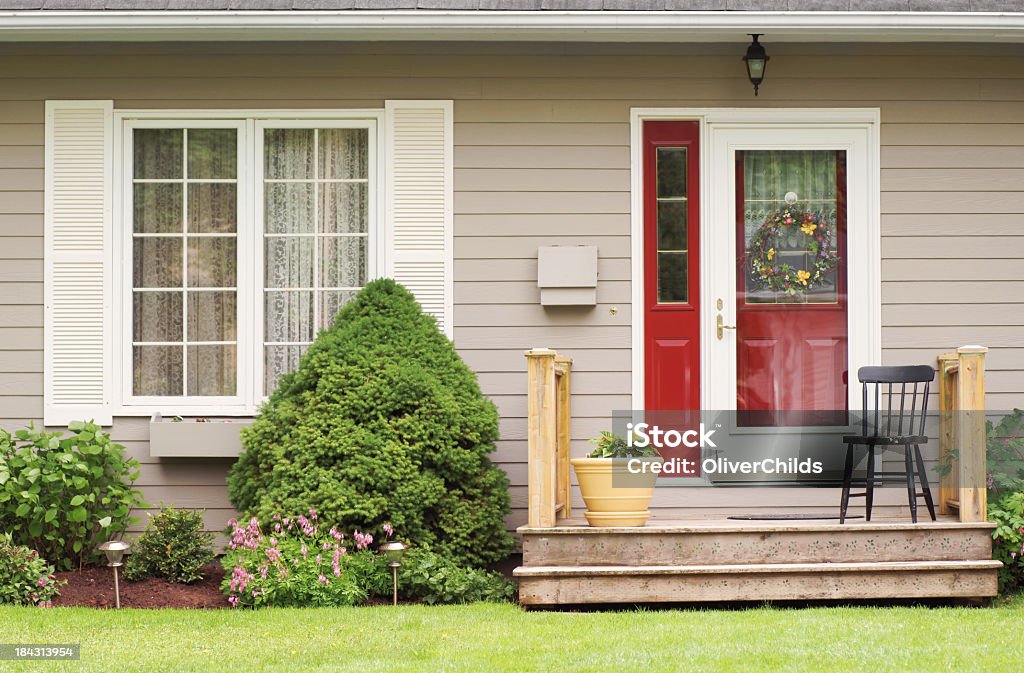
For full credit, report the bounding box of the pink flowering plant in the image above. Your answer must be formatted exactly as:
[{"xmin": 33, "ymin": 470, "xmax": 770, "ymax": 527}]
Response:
[
  {"xmin": 221, "ymin": 510, "xmax": 375, "ymax": 608},
  {"xmin": 0, "ymin": 533, "xmax": 64, "ymax": 607}
]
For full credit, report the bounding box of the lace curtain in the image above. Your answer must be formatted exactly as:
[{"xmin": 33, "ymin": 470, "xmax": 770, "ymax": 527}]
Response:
[
  {"xmin": 131, "ymin": 126, "xmax": 370, "ymax": 398},
  {"xmin": 263, "ymin": 128, "xmax": 369, "ymax": 394},
  {"xmin": 741, "ymin": 150, "xmax": 842, "ymax": 305},
  {"xmin": 132, "ymin": 128, "xmax": 238, "ymax": 397}
]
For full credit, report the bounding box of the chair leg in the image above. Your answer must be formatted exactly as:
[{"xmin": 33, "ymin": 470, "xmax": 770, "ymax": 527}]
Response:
[
  {"xmin": 865, "ymin": 446, "xmax": 875, "ymax": 522},
  {"xmin": 840, "ymin": 443, "xmax": 854, "ymax": 524},
  {"xmin": 913, "ymin": 444, "xmax": 937, "ymax": 521},
  {"xmin": 904, "ymin": 444, "xmax": 918, "ymax": 524}
]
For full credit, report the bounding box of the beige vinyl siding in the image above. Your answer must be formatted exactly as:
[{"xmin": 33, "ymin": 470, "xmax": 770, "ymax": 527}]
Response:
[
  {"xmin": 0, "ymin": 98, "xmax": 43, "ymax": 429},
  {"xmin": 0, "ymin": 41, "xmax": 1021, "ymax": 531}
]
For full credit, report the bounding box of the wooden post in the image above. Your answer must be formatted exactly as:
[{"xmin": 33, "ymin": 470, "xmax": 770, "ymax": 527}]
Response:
[
  {"xmin": 525, "ymin": 348, "xmax": 557, "ymax": 528},
  {"xmin": 936, "ymin": 352, "xmax": 958, "ymax": 516},
  {"xmin": 555, "ymin": 355, "xmax": 573, "ymax": 520},
  {"xmin": 956, "ymin": 345, "xmax": 988, "ymax": 523}
]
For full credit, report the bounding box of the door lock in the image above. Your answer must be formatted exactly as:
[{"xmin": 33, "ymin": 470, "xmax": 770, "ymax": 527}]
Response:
[{"xmin": 716, "ymin": 313, "xmax": 736, "ymax": 340}]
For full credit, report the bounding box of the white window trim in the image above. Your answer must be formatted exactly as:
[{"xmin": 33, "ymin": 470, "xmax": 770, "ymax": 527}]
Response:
[
  {"xmin": 111, "ymin": 109, "xmax": 385, "ymax": 417},
  {"xmin": 628, "ymin": 107, "xmax": 882, "ymax": 413}
]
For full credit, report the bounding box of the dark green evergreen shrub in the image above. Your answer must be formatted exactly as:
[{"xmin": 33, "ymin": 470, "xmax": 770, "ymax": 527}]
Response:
[
  {"xmin": 228, "ymin": 279, "xmax": 513, "ymax": 567},
  {"xmin": 124, "ymin": 506, "xmax": 215, "ymax": 584}
]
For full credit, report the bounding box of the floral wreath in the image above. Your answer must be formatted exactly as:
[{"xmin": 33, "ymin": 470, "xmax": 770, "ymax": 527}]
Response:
[{"xmin": 748, "ymin": 206, "xmax": 840, "ymax": 295}]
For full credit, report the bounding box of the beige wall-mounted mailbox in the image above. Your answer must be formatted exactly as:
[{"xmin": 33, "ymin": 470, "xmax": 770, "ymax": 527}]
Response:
[{"xmin": 537, "ymin": 245, "xmax": 598, "ymax": 306}]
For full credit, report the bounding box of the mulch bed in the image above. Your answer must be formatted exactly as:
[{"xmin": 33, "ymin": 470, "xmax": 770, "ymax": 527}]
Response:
[{"xmin": 51, "ymin": 564, "xmax": 229, "ymax": 609}]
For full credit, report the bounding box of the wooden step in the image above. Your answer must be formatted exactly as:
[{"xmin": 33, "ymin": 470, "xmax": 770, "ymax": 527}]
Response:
[
  {"xmin": 520, "ymin": 521, "xmax": 996, "ymax": 566},
  {"xmin": 514, "ymin": 560, "xmax": 1002, "ymax": 605}
]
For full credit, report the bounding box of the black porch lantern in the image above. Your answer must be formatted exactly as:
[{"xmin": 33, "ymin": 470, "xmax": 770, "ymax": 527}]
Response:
[{"xmin": 743, "ymin": 34, "xmax": 769, "ymax": 96}]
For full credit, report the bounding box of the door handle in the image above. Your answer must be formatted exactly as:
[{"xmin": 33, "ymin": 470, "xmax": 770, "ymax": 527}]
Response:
[{"xmin": 716, "ymin": 313, "xmax": 736, "ymax": 340}]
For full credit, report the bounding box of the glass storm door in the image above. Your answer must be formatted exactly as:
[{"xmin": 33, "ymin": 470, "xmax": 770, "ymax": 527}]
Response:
[
  {"xmin": 735, "ymin": 149, "xmax": 848, "ymax": 426},
  {"xmin": 701, "ymin": 122, "xmax": 868, "ymax": 429}
]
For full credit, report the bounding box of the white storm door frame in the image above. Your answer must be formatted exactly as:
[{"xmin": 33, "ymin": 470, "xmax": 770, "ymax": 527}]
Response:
[
  {"xmin": 703, "ymin": 118, "xmax": 880, "ymax": 414},
  {"xmin": 629, "ymin": 108, "xmax": 880, "ymax": 414}
]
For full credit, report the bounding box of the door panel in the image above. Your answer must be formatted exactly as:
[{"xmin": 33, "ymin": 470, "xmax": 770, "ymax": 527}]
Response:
[
  {"xmin": 804, "ymin": 337, "xmax": 845, "ymax": 410},
  {"xmin": 737, "ymin": 337, "xmax": 780, "ymax": 411},
  {"xmin": 649, "ymin": 338, "xmax": 695, "ymax": 410},
  {"xmin": 643, "ymin": 121, "xmax": 700, "ymax": 412}
]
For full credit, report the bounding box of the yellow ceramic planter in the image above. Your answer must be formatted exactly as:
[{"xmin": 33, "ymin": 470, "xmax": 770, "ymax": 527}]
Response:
[{"xmin": 571, "ymin": 457, "xmax": 661, "ymax": 527}]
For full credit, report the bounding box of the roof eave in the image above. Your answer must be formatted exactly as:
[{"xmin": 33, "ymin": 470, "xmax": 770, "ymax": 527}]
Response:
[{"xmin": 0, "ymin": 10, "xmax": 1023, "ymax": 43}]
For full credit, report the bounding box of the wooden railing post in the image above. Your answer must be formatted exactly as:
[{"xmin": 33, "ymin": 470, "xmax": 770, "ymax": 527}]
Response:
[
  {"xmin": 525, "ymin": 348, "xmax": 558, "ymax": 528},
  {"xmin": 956, "ymin": 345, "xmax": 988, "ymax": 523},
  {"xmin": 937, "ymin": 352, "xmax": 958, "ymax": 516},
  {"xmin": 554, "ymin": 355, "xmax": 573, "ymax": 521}
]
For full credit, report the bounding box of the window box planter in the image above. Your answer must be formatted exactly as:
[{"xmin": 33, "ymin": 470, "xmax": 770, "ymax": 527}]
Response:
[{"xmin": 149, "ymin": 419, "xmax": 254, "ymax": 458}]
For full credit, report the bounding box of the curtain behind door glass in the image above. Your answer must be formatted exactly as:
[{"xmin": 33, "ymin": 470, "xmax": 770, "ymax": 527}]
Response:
[{"xmin": 742, "ymin": 150, "xmax": 839, "ymax": 305}]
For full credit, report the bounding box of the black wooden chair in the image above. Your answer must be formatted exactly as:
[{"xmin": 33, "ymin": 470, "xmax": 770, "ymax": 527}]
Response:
[{"xmin": 840, "ymin": 365, "xmax": 937, "ymax": 524}]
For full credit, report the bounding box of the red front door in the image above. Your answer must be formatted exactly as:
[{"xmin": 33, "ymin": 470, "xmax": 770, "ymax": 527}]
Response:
[
  {"xmin": 735, "ymin": 149, "xmax": 849, "ymax": 426},
  {"xmin": 643, "ymin": 121, "xmax": 701, "ymax": 412}
]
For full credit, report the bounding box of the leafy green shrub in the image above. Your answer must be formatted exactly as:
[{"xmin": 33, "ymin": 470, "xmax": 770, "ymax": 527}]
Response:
[
  {"xmin": 990, "ymin": 492, "xmax": 1024, "ymax": 592},
  {"xmin": 228, "ymin": 278, "xmax": 513, "ymax": 567},
  {"xmin": 984, "ymin": 410, "xmax": 1024, "ymax": 592},
  {"xmin": 986, "ymin": 409, "xmax": 1024, "ymax": 496},
  {"xmin": 0, "ymin": 421, "xmax": 145, "ymax": 571},
  {"xmin": 341, "ymin": 547, "xmax": 514, "ymax": 605},
  {"xmin": 124, "ymin": 506, "xmax": 215, "ymax": 584},
  {"xmin": 340, "ymin": 547, "xmax": 392, "ymax": 598},
  {"xmin": 221, "ymin": 512, "xmax": 368, "ymax": 608},
  {"xmin": 0, "ymin": 533, "xmax": 64, "ymax": 606},
  {"xmin": 396, "ymin": 548, "xmax": 515, "ymax": 605}
]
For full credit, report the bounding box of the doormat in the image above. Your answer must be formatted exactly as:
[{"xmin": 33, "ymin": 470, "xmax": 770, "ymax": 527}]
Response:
[{"xmin": 727, "ymin": 514, "xmax": 864, "ymax": 521}]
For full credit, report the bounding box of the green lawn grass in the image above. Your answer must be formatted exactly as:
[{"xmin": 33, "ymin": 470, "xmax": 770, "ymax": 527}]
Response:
[{"xmin": 2, "ymin": 597, "xmax": 1023, "ymax": 673}]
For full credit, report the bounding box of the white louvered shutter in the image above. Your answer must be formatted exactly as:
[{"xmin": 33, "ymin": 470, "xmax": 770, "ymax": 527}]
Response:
[
  {"xmin": 44, "ymin": 101, "xmax": 113, "ymax": 426},
  {"xmin": 385, "ymin": 101, "xmax": 453, "ymax": 337}
]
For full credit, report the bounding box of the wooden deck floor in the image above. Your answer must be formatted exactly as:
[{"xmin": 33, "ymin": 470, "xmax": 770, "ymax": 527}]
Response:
[
  {"xmin": 514, "ymin": 516, "xmax": 999, "ymax": 606},
  {"xmin": 535, "ymin": 513, "xmax": 971, "ymax": 531}
]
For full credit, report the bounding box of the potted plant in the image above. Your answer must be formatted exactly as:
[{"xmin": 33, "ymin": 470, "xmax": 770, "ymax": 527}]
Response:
[{"xmin": 571, "ymin": 431, "xmax": 663, "ymax": 527}]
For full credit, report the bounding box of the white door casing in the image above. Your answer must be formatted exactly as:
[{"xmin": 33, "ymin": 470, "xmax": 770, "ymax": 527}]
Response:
[{"xmin": 630, "ymin": 108, "xmax": 881, "ymax": 413}]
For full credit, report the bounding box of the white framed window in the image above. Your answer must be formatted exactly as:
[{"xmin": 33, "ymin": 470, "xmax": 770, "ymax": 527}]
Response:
[
  {"xmin": 115, "ymin": 114, "xmax": 381, "ymax": 415},
  {"xmin": 44, "ymin": 100, "xmax": 451, "ymax": 427}
]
